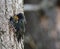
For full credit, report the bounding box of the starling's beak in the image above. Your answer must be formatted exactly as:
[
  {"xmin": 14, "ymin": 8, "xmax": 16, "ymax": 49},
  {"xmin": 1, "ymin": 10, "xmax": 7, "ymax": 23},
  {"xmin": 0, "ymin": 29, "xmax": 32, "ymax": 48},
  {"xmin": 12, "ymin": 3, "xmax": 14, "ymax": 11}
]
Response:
[
  {"xmin": 13, "ymin": 16, "xmax": 19, "ymax": 23},
  {"xmin": 14, "ymin": 16, "xmax": 19, "ymax": 21}
]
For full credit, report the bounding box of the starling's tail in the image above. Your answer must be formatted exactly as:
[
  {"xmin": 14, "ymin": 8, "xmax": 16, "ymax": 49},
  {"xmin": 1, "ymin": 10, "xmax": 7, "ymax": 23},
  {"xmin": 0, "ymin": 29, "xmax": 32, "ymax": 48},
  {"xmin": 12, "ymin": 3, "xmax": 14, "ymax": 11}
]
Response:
[{"xmin": 16, "ymin": 32, "xmax": 22, "ymax": 43}]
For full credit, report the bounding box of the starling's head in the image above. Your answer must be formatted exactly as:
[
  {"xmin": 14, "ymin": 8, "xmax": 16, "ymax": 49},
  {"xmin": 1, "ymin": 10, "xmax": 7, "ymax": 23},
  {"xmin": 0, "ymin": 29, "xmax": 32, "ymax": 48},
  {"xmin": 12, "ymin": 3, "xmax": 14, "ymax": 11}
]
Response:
[{"xmin": 17, "ymin": 13, "xmax": 24, "ymax": 19}]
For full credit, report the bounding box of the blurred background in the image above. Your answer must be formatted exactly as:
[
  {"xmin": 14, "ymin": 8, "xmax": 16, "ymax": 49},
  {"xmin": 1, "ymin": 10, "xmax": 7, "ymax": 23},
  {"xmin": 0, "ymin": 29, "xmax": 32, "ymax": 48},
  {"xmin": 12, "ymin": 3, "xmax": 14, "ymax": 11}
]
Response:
[{"xmin": 24, "ymin": 0, "xmax": 60, "ymax": 49}]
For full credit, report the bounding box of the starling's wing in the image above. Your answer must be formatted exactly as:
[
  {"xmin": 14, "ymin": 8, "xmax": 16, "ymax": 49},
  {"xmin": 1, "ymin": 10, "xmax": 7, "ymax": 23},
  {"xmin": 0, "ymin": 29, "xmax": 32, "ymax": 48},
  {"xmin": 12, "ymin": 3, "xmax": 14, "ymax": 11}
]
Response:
[{"xmin": 19, "ymin": 19, "xmax": 25, "ymax": 32}]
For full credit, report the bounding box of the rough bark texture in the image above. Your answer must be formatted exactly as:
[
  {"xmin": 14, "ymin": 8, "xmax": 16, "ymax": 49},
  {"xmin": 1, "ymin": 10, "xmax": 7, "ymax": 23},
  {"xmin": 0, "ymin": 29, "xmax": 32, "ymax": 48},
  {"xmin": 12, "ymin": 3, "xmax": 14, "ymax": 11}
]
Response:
[{"xmin": 0, "ymin": 0, "xmax": 24, "ymax": 49}]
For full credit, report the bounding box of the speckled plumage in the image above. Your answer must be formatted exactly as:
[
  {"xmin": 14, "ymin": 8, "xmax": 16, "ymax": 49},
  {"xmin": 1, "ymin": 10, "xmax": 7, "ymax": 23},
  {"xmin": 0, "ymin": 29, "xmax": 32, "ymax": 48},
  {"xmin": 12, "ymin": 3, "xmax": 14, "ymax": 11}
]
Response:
[{"xmin": 9, "ymin": 13, "xmax": 25, "ymax": 43}]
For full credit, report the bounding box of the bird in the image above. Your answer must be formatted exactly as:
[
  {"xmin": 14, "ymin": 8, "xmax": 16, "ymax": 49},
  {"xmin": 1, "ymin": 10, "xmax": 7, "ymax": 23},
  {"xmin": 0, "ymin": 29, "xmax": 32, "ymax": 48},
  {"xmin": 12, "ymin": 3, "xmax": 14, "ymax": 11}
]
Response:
[{"xmin": 9, "ymin": 13, "xmax": 25, "ymax": 43}]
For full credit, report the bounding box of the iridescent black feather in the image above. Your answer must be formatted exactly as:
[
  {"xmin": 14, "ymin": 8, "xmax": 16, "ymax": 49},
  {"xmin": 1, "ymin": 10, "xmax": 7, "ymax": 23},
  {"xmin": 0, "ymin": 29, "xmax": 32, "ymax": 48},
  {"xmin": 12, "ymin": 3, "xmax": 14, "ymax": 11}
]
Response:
[{"xmin": 9, "ymin": 13, "xmax": 25, "ymax": 43}]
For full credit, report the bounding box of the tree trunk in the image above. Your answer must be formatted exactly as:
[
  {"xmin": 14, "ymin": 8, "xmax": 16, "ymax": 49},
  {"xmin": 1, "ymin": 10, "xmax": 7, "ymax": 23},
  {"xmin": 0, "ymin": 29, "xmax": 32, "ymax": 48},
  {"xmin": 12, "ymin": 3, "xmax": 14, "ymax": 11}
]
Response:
[{"xmin": 0, "ymin": 0, "xmax": 24, "ymax": 49}]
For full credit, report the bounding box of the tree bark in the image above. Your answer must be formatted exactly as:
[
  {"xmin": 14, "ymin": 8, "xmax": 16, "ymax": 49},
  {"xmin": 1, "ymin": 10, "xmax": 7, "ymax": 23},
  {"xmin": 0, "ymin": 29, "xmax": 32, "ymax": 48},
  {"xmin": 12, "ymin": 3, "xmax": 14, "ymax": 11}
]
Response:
[{"xmin": 0, "ymin": 0, "xmax": 24, "ymax": 49}]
